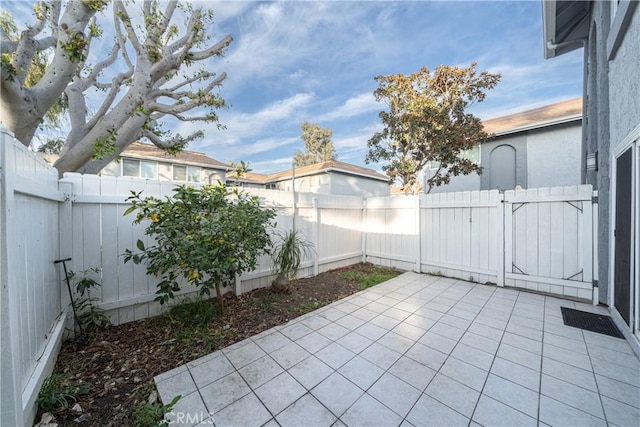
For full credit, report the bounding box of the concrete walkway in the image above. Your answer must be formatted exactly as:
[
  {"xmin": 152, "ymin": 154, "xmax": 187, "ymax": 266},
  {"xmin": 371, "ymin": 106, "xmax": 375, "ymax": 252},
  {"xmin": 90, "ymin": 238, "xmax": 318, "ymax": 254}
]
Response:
[{"xmin": 154, "ymin": 272, "xmax": 640, "ymax": 427}]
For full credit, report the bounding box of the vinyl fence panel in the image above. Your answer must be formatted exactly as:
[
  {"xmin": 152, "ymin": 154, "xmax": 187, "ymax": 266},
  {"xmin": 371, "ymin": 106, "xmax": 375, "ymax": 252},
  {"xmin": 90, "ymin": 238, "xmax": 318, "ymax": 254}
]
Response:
[{"xmin": 0, "ymin": 133, "xmax": 66, "ymax": 426}]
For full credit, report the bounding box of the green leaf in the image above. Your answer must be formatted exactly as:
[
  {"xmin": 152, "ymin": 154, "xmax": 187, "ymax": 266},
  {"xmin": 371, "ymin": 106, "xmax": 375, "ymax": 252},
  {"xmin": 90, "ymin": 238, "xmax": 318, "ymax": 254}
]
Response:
[
  {"xmin": 123, "ymin": 205, "xmax": 137, "ymax": 216},
  {"xmin": 136, "ymin": 239, "xmax": 145, "ymax": 251}
]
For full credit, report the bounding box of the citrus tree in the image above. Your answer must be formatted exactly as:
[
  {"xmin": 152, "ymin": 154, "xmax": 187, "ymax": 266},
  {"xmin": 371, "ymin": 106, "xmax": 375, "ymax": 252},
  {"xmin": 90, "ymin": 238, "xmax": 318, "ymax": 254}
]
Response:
[{"xmin": 124, "ymin": 184, "xmax": 276, "ymax": 309}]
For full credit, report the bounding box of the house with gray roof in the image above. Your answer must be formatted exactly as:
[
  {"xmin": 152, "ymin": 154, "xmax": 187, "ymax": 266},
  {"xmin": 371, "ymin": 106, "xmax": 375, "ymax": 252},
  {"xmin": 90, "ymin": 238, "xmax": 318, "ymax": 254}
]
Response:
[
  {"xmin": 425, "ymin": 97, "xmax": 583, "ymax": 193},
  {"xmin": 228, "ymin": 160, "xmax": 391, "ymax": 197}
]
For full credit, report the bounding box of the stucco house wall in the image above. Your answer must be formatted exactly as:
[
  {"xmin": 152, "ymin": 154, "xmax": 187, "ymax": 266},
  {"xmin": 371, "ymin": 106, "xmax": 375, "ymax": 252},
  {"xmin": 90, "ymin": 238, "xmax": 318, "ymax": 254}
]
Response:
[
  {"xmin": 609, "ymin": 8, "xmax": 640, "ymax": 152},
  {"xmin": 526, "ymin": 122, "xmax": 582, "ymax": 188},
  {"xmin": 427, "ymin": 101, "xmax": 582, "ymax": 194}
]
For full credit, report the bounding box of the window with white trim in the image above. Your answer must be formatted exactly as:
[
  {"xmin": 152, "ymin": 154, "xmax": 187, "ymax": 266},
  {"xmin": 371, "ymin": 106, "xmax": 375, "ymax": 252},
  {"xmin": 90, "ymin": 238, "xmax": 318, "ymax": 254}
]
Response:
[
  {"xmin": 173, "ymin": 165, "xmax": 201, "ymax": 182},
  {"xmin": 122, "ymin": 158, "xmax": 158, "ymax": 179}
]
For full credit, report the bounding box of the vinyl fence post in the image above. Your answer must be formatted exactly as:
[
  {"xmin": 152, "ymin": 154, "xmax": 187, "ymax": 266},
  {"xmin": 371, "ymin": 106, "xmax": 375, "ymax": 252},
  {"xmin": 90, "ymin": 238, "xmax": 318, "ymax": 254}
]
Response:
[
  {"xmin": 361, "ymin": 198, "xmax": 367, "ymax": 264},
  {"xmin": 313, "ymin": 197, "xmax": 319, "ymax": 276},
  {"xmin": 415, "ymin": 195, "xmax": 422, "ymax": 273}
]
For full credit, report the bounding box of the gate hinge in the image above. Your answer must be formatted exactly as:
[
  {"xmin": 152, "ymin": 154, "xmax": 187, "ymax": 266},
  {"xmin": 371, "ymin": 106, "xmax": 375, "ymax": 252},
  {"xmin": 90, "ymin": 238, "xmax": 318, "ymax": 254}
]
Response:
[
  {"xmin": 592, "ymin": 195, "xmax": 598, "ymax": 204},
  {"xmin": 592, "ymin": 280, "xmax": 598, "ymax": 288}
]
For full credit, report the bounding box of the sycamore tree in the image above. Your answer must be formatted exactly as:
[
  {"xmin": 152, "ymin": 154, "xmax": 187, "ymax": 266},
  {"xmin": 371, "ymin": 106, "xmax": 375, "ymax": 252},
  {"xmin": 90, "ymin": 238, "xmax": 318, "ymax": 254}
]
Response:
[
  {"xmin": 365, "ymin": 62, "xmax": 501, "ymax": 194},
  {"xmin": 0, "ymin": 0, "xmax": 232, "ymax": 176},
  {"xmin": 293, "ymin": 121, "xmax": 337, "ymax": 167}
]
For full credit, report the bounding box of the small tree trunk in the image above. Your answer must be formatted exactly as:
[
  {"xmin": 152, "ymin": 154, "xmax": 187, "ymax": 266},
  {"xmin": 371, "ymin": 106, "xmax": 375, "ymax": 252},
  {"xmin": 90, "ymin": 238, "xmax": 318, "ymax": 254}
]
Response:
[{"xmin": 214, "ymin": 279, "xmax": 224, "ymax": 311}]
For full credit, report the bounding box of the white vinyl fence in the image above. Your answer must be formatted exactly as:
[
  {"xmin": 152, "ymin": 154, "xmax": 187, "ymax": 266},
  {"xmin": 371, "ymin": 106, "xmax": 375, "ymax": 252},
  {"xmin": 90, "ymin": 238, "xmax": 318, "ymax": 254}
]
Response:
[
  {"xmin": 0, "ymin": 132, "xmax": 67, "ymax": 426},
  {"xmin": 60, "ymin": 173, "xmax": 366, "ymax": 325},
  {"xmin": 364, "ymin": 187, "xmax": 597, "ymax": 301},
  {"xmin": 0, "ymin": 132, "xmax": 598, "ymax": 426}
]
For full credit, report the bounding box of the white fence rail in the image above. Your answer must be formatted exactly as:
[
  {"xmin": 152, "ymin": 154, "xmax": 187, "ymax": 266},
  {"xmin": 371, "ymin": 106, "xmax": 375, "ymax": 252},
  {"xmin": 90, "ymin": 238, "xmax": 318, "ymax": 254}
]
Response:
[{"xmin": 0, "ymin": 132, "xmax": 598, "ymax": 426}]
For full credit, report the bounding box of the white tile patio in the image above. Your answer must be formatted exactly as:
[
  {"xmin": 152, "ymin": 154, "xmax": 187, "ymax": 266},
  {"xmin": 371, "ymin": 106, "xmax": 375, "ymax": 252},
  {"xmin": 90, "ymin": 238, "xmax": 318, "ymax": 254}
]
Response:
[{"xmin": 154, "ymin": 272, "xmax": 640, "ymax": 427}]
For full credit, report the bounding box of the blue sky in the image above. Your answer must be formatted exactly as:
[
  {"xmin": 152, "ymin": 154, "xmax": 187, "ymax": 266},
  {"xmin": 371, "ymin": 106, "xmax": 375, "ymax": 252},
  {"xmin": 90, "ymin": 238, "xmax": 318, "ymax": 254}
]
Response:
[
  {"xmin": 8, "ymin": 1, "xmax": 584, "ymax": 173},
  {"xmin": 202, "ymin": 0, "xmax": 584, "ymax": 173}
]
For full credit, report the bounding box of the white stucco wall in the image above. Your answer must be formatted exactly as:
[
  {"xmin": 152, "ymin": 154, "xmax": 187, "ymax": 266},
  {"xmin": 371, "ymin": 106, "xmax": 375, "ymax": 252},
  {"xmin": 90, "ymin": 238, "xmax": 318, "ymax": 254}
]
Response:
[{"xmin": 526, "ymin": 123, "xmax": 582, "ymax": 188}]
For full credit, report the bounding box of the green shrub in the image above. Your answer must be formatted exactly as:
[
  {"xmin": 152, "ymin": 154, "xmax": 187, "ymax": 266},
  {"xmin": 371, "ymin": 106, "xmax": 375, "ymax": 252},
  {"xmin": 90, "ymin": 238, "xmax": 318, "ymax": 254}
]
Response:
[{"xmin": 124, "ymin": 184, "xmax": 276, "ymax": 309}]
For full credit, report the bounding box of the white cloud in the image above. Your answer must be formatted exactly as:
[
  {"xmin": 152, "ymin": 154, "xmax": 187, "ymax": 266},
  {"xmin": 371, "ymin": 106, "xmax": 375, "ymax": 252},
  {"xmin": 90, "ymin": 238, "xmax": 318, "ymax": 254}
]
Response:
[
  {"xmin": 248, "ymin": 156, "xmax": 293, "ymax": 174},
  {"xmin": 320, "ymin": 92, "xmax": 381, "ymax": 122},
  {"xmin": 209, "ymin": 92, "xmax": 315, "ymax": 145}
]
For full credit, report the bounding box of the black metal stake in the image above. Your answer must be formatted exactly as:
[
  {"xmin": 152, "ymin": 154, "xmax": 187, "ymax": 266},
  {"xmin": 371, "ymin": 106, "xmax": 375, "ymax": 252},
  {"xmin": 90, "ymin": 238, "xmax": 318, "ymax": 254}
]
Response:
[{"xmin": 54, "ymin": 258, "xmax": 85, "ymax": 340}]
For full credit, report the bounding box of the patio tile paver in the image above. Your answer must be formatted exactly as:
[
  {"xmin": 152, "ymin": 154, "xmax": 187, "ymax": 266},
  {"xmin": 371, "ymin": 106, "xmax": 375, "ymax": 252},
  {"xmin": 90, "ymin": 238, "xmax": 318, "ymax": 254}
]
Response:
[
  {"xmin": 424, "ymin": 373, "xmax": 480, "ymax": 418},
  {"xmin": 490, "ymin": 356, "xmax": 540, "ymax": 392},
  {"xmin": 367, "ymin": 372, "xmax": 422, "ymax": 417},
  {"xmin": 154, "ymin": 272, "xmax": 640, "ymax": 427},
  {"xmin": 542, "ymin": 357, "xmax": 597, "ymax": 391},
  {"xmin": 287, "ymin": 355, "xmax": 333, "ymax": 390},
  {"xmin": 155, "ymin": 369, "xmax": 196, "ymax": 403},
  {"xmin": 483, "ymin": 374, "xmax": 539, "ymax": 418},
  {"xmin": 315, "ymin": 342, "xmax": 356, "ymax": 369},
  {"xmin": 237, "ymin": 354, "xmax": 284, "ymax": 389},
  {"xmin": 187, "ymin": 351, "xmax": 235, "ymax": 389},
  {"xmin": 199, "ymin": 371, "xmax": 251, "ymax": 414},
  {"xmin": 539, "ymin": 395, "xmax": 607, "ymax": 427},
  {"xmin": 387, "ymin": 356, "xmax": 436, "ymax": 392},
  {"xmin": 339, "ymin": 393, "xmax": 403, "ymax": 427},
  {"xmin": 335, "ymin": 331, "xmax": 373, "ymax": 354},
  {"xmin": 359, "ymin": 341, "xmax": 402, "ymax": 370},
  {"xmin": 541, "ymin": 374, "xmax": 605, "ymax": 418},
  {"xmin": 213, "ymin": 392, "xmax": 271, "ymax": 427},
  {"xmin": 295, "ymin": 331, "xmax": 333, "ymax": 354},
  {"xmin": 276, "ymin": 394, "xmax": 337, "ymax": 427},
  {"xmin": 270, "ymin": 341, "xmax": 310, "ymax": 369},
  {"xmin": 439, "ymin": 357, "xmax": 489, "ymax": 392},
  {"xmin": 311, "ymin": 372, "xmax": 364, "ymax": 417},
  {"xmin": 337, "ymin": 355, "xmax": 384, "ymax": 390},
  {"xmin": 254, "ymin": 371, "xmax": 306, "ymax": 415},
  {"xmin": 406, "ymin": 393, "xmax": 470, "ymax": 427},
  {"xmin": 472, "ymin": 394, "xmax": 537, "ymax": 427}
]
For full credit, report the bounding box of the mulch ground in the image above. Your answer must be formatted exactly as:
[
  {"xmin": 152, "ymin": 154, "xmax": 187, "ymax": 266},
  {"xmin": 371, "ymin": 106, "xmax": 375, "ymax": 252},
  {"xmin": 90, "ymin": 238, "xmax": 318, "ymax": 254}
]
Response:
[{"xmin": 39, "ymin": 262, "xmax": 398, "ymax": 426}]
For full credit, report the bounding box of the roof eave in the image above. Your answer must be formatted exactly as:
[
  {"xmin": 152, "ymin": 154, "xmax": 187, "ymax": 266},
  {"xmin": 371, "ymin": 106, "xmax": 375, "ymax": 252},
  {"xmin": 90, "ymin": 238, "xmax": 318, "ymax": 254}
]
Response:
[
  {"xmin": 269, "ymin": 167, "xmax": 388, "ymax": 183},
  {"xmin": 491, "ymin": 113, "xmax": 582, "ymax": 137},
  {"xmin": 542, "ymin": 0, "xmax": 590, "ymax": 59},
  {"xmin": 121, "ymin": 153, "xmax": 230, "ymax": 170}
]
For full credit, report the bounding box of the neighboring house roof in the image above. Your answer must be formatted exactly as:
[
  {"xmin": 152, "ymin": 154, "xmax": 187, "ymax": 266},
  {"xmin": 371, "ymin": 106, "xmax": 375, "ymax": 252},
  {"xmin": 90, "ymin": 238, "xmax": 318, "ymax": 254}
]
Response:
[
  {"xmin": 268, "ymin": 160, "xmax": 389, "ymax": 183},
  {"xmin": 482, "ymin": 97, "xmax": 582, "ymax": 137},
  {"xmin": 226, "ymin": 171, "xmax": 270, "ymax": 184},
  {"xmin": 122, "ymin": 142, "xmax": 229, "ymax": 170},
  {"xmin": 228, "ymin": 160, "xmax": 389, "ymax": 184}
]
